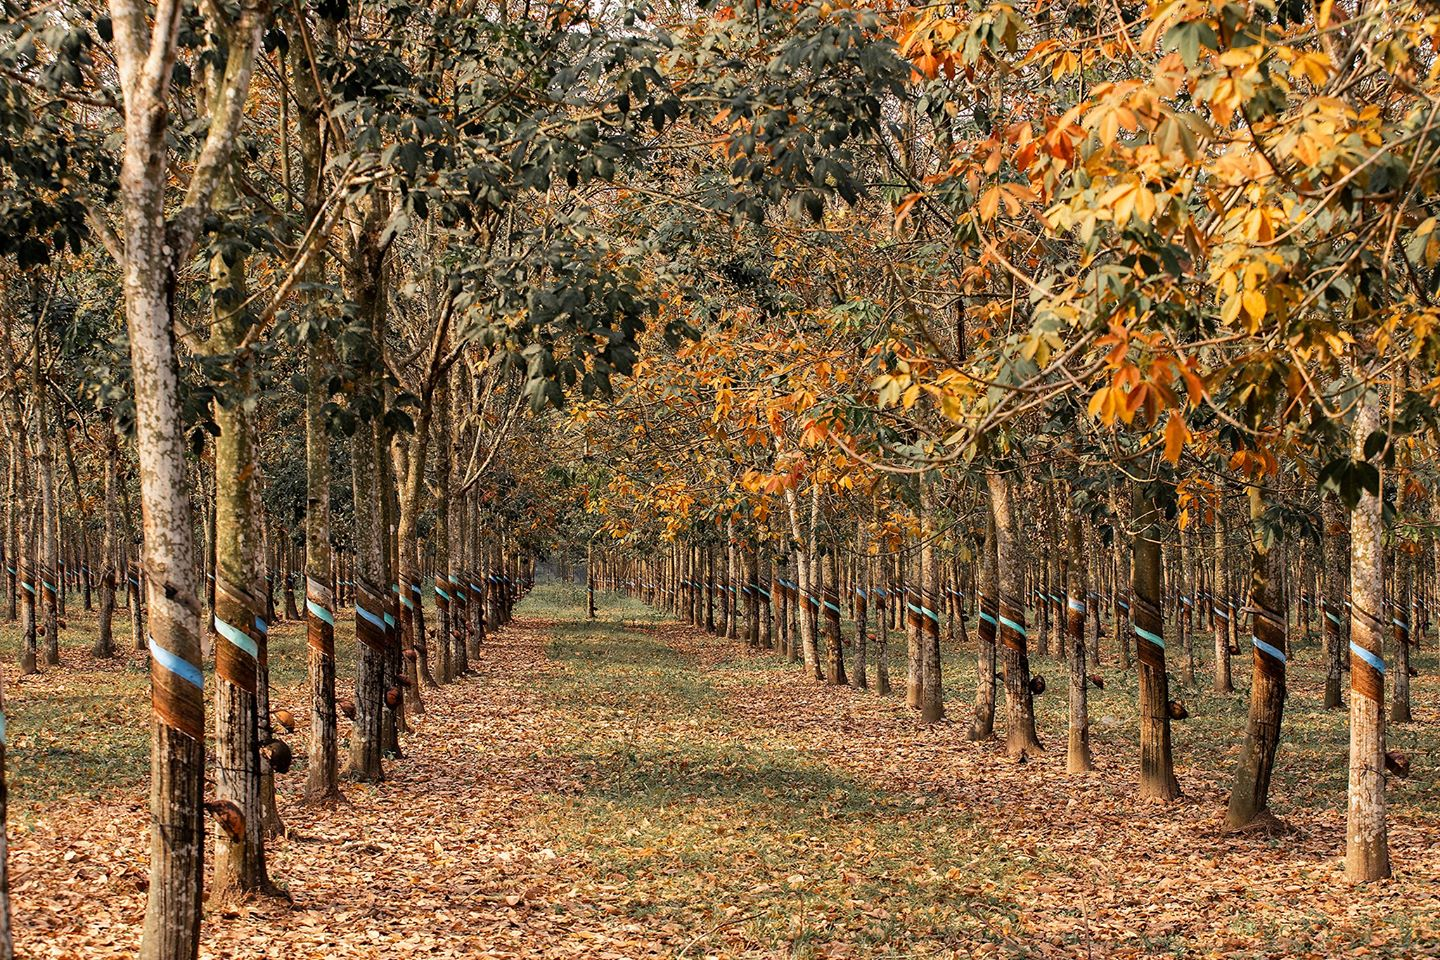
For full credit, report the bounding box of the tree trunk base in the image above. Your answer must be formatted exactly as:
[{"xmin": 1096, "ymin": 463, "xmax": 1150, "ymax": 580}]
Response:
[{"xmin": 1222, "ymin": 808, "xmax": 1289, "ymax": 836}]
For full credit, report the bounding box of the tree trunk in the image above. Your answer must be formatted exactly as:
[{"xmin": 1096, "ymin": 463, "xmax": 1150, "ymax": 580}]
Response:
[
  {"xmin": 852, "ymin": 527, "xmax": 868, "ymax": 689},
  {"xmin": 1345, "ymin": 390, "xmax": 1390, "ymax": 881},
  {"xmin": 1065, "ymin": 505, "xmax": 1092, "ymax": 773},
  {"xmin": 95, "ymin": 429, "xmax": 120, "ymax": 658},
  {"xmin": 988, "ymin": 471, "xmax": 1040, "ymax": 757},
  {"xmin": 1322, "ymin": 499, "xmax": 1345, "ymax": 709},
  {"xmin": 969, "ymin": 503, "xmax": 998, "ymax": 740},
  {"xmin": 208, "ymin": 197, "xmax": 273, "ymax": 902},
  {"xmin": 1225, "ymin": 482, "xmax": 1286, "ymax": 828},
  {"xmin": 346, "ymin": 261, "xmax": 389, "ymax": 783},
  {"xmin": 919, "ymin": 484, "xmax": 942, "ymax": 722},
  {"xmin": 823, "ymin": 549, "xmax": 846, "ymax": 685},
  {"xmin": 1213, "ymin": 508, "xmax": 1234, "ymax": 692},
  {"xmin": 1132, "ymin": 486, "xmax": 1179, "ymax": 801},
  {"xmin": 1390, "ymin": 549, "xmax": 1412, "ymax": 723}
]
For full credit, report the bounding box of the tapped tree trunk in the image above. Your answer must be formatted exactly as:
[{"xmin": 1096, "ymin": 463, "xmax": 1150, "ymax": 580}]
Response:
[
  {"xmin": 874, "ymin": 557, "xmax": 891, "ymax": 695},
  {"xmin": 969, "ymin": 503, "xmax": 998, "ymax": 741},
  {"xmin": 32, "ymin": 315, "xmax": 59, "ymax": 668},
  {"xmin": 988, "ymin": 471, "xmax": 1040, "ymax": 758},
  {"xmin": 1132, "ymin": 486, "xmax": 1179, "ymax": 801},
  {"xmin": 918, "ymin": 483, "xmax": 942, "ymax": 723},
  {"xmin": 852, "ymin": 526, "xmax": 869, "ymax": 689},
  {"xmin": 346, "ymin": 273, "xmax": 388, "ymax": 784},
  {"xmin": 1, "ymin": 321, "xmax": 34, "ymax": 679},
  {"xmin": 1322, "ymin": 499, "xmax": 1345, "ymax": 709},
  {"xmin": 1391, "ymin": 550, "xmax": 1413, "ymax": 723},
  {"xmin": 1213, "ymin": 508, "xmax": 1234, "ymax": 693},
  {"xmin": 1064, "ymin": 505, "xmax": 1092, "ymax": 773},
  {"xmin": 782, "ymin": 486, "xmax": 819, "ymax": 678},
  {"xmin": 1178, "ymin": 524, "xmax": 1196, "ymax": 687},
  {"xmin": 433, "ymin": 373, "xmax": 455, "ymax": 680},
  {"xmin": 905, "ymin": 545, "xmax": 924, "ymax": 709},
  {"xmin": 293, "ymin": 20, "xmax": 341, "ymax": 802},
  {"xmin": 303, "ymin": 331, "xmax": 341, "ymax": 802},
  {"xmin": 209, "ymin": 195, "xmax": 272, "ymax": 903},
  {"xmin": 823, "ymin": 549, "xmax": 846, "ymax": 685},
  {"xmin": 1225, "ymin": 482, "xmax": 1286, "ymax": 829},
  {"xmin": 1345, "ymin": 390, "xmax": 1390, "ymax": 881},
  {"xmin": 1128, "ymin": 489, "xmax": 1175, "ymax": 805},
  {"xmin": 94, "ymin": 429, "xmax": 120, "ymax": 658},
  {"xmin": 107, "ymin": 0, "xmax": 270, "ymax": 938}
]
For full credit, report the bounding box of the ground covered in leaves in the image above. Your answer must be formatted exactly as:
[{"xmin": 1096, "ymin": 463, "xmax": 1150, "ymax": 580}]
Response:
[{"xmin": 7, "ymin": 585, "xmax": 1439, "ymax": 958}]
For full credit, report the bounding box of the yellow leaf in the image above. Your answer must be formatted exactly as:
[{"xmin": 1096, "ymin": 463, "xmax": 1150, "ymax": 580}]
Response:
[
  {"xmin": 978, "ymin": 186, "xmax": 1000, "ymax": 222},
  {"xmin": 1087, "ymin": 386, "xmax": 1109, "ymax": 419},
  {"xmin": 1163, "ymin": 414, "xmax": 1189, "ymax": 465},
  {"xmin": 1243, "ymin": 289, "xmax": 1267, "ymax": 324}
]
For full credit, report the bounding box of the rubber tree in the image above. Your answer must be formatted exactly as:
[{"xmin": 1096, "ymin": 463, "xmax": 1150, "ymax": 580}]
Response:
[
  {"xmin": 1321, "ymin": 498, "xmax": 1345, "ymax": 709},
  {"xmin": 104, "ymin": 0, "xmax": 270, "ymax": 953},
  {"xmin": 1225, "ymin": 481, "xmax": 1286, "ymax": 828},
  {"xmin": 987, "ymin": 469, "xmax": 1040, "ymax": 758},
  {"xmin": 208, "ymin": 184, "xmax": 272, "ymax": 902},
  {"xmin": 1345, "ymin": 390, "xmax": 1389, "ymax": 880},
  {"xmin": 968, "ymin": 504, "xmax": 998, "ymax": 741},
  {"xmin": 1131, "ymin": 483, "xmax": 1179, "ymax": 801},
  {"xmin": 1212, "ymin": 507, "xmax": 1234, "ymax": 693},
  {"xmin": 1064, "ymin": 501, "xmax": 1092, "ymax": 773}
]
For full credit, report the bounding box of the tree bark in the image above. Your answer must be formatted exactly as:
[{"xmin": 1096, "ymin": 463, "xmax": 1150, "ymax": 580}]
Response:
[
  {"xmin": 969, "ymin": 503, "xmax": 998, "ymax": 740},
  {"xmin": 1225, "ymin": 482, "xmax": 1286, "ymax": 828},
  {"xmin": 1345, "ymin": 390, "xmax": 1390, "ymax": 881},
  {"xmin": 1065, "ymin": 504, "xmax": 1092, "ymax": 773},
  {"xmin": 988, "ymin": 471, "xmax": 1040, "ymax": 758},
  {"xmin": 1132, "ymin": 486, "xmax": 1180, "ymax": 801}
]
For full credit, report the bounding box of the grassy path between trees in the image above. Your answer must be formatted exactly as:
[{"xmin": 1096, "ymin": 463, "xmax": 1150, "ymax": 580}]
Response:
[{"xmin": 8, "ymin": 583, "xmax": 1440, "ymax": 957}]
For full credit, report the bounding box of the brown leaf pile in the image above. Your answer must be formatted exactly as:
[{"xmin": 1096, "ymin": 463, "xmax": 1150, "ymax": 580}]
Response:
[{"xmin": 9, "ymin": 605, "xmax": 1440, "ymax": 959}]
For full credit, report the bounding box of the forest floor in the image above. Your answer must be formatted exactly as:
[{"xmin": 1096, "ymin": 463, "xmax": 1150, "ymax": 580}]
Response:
[{"xmin": 5, "ymin": 584, "xmax": 1440, "ymax": 958}]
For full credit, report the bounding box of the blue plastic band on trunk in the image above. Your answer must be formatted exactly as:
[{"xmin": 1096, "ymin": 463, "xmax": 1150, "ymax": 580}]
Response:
[
  {"xmin": 356, "ymin": 604, "xmax": 385, "ymax": 631},
  {"xmin": 150, "ymin": 636, "xmax": 203, "ymax": 689},
  {"xmin": 435, "ymin": 587, "xmax": 450, "ymax": 601},
  {"xmin": 913, "ymin": 603, "xmax": 940, "ymax": 623},
  {"xmin": 254, "ymin": 617, "xmax": 268, "ymax": 636},
  {"xmin": 214, "ymin": 616, "xmax": 258, "ymax": 659},
  {"xmin": 1068, "ymin": 598, "xmax": 1086, "ymax": 613},
  {"xmin": 1350, "ymin": 642, "xmax": 1384, "ymax": 674},
  {"xmin": 1252, "ymin": 635, "xmax": 1286, "ymax": 663},
  {"xmin": 307, "ymin": 600, "xmax": 335, "ymax": 626},
  {"xmin": 824, "ymin": 600, "xmax": 841, "ymax": 614},
  {"xmin": 999, "ymin": 615, "xmax": 1026, "ymax": 636},
  {"xmin": 1135, "ymin": 625, "xmax": 1165, "ymax": 650},
  {"xmin": 1325, "ymin": 611, "xmax": 1341, "ymax": 625},
  {"xmin": 979, "ymin": 611, "xmax": 997, "ymax": 625},
  {"xmin": 383, "ymin": 612, "xmax": 395, "ymax": 628}
]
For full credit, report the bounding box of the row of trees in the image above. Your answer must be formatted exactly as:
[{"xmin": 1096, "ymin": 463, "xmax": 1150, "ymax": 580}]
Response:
[{"xmin": 571, "ymin": 0, "xmax": 1440, "ymax": 891}]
